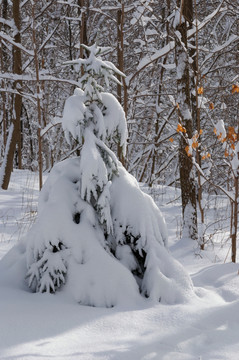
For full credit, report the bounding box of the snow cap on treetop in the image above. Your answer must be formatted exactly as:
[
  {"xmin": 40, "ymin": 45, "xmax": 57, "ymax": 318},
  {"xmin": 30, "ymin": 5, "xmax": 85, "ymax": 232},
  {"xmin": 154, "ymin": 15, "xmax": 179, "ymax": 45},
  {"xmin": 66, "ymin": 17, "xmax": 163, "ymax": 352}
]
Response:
[{"xmin": 62, "ymin": 43, "xmax": 128, "ymax": 155}]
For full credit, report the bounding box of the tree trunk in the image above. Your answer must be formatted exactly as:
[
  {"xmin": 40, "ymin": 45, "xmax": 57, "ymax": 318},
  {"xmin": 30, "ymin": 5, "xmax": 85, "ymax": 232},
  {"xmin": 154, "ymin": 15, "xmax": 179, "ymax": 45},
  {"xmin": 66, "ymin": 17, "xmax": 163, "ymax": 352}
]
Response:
[
  {"xmin": 191, "ymin": 0, "xmax": 205, "ymax": 248},
  {"xmin": 0, "ymin": 0, "xmax": 8, "ymax": 148},
  {"xmin": 78, "ymin": 0, "xmax": 88, "ymax": 75},
  {"xmin": 31, "ymin": 1, "xmax": 43, "ymax": 190},
  {"xmin": 116, "ymin": 0, "xmax": 127, "ymax": 166},
  {"xmin": 13, "ymin": 0, "xmax": 22, "ymax": 169},
  {"xmin": 176, "ymin": 0, "xmax": 198, "ymax": 240},
  {"xmin": 149, "ymin": 2, "xmax": 170, "ymax": 187},
  {"xmin": 231, "ymin": 175, "xmax": 238, "ymax": 263},
  {"xmin": 1, "ymin": 0, "xmax": 22, "ymax": 190}
]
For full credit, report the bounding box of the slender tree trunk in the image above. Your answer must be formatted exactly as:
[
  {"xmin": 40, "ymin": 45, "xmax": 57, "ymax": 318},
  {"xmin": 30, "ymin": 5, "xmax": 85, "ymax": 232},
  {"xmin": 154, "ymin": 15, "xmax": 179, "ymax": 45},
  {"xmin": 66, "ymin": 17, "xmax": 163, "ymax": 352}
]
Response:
[
  {"xmin": 31, "ymin": 1, "xmax": 43, "ymax": 190},
  {"xmin": 231, "ymin": 124, "xmax": 239, "ymax": 263},
  {"xmin": 79, "ymin": 0, "xmax": 87, "ymax": 48},
  {"xmin": 231, "ymin": 175, "xmax": 238, "ymax": 263},
  {"xmin": 149, "ymin": 63, "xmax": 165, "ymax": 187},
  {"xmin": 192, "ymin": 0, "xmax": 205, "ymax": 248},
  {"xmin": 116, "ymin": 0, "xmax": 127, "ymax": 166},
  {"xmin": 175, "ymin": 0, "xmax": 198, "ymax": 240},
  {"xmin": 78, "ymin": 0, "xmax": 88, "ymax": 75},
  {"xmin": 1, "ymin": 0, "xmax": 22, "ymax": 190},
  {"xmin": 0, "ymin": 0, "xmax": 8, "ymax": 148},
  {"xmin": 149, "ymin": 2, "xmax": 170, "ymax": 187},
  {"xmin": 232, "ymin": 6, "xmax": 239, "ymax": 262},
  {"xmin": 13, "ymin": 0, "xmax": 22, "ymax": 169}
]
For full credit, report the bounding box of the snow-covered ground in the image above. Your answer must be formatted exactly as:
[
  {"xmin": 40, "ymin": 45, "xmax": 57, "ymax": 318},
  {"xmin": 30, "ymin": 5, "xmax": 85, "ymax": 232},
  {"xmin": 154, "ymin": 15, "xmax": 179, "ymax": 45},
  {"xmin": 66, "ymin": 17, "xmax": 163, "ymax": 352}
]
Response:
[{"xmin": 1, "ymin": 169, "xmax": 239, "ymax": 360}]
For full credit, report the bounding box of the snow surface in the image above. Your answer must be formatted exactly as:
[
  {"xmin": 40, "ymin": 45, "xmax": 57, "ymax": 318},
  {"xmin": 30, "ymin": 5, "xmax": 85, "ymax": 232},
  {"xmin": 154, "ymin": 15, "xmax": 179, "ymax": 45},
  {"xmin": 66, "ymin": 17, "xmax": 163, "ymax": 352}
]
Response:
[{"xmin": 1, "ymin": 170, "xmax": 239, "ymax": 359}]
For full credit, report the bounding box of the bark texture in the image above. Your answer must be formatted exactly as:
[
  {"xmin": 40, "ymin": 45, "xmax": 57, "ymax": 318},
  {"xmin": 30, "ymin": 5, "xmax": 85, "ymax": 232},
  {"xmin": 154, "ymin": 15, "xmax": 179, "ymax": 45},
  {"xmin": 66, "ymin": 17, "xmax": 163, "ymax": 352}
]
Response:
[
  {"xmin": 176, "ymin": 0, "xmax": 198, "ymax": 240},
  {"xmin": 1, "ymin": 0, "xmax": 22, "ymax": 190}
]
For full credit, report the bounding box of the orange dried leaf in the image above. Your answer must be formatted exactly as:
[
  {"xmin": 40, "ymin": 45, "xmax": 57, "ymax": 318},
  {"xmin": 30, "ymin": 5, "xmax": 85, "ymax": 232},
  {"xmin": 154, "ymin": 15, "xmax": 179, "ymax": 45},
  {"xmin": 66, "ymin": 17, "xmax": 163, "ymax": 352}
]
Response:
[
  {"xmin": 177, "ymin": 123, "xmax": 187, "ymax": 134},
  {"xmin": 202, "ymin": 153, "xmax": 210, "ymax": 160},
  {"xmin": 225, "ymin": 150, "xmax": 229, "ymax": 157},
  {"xmin": 199, "ymin": 129, "xmax": 203, "ymax": 135},
  {"xmin": 209, "ymin": 102, "xmax": 214, "ymax": 110},
  {"xmin": 177, "ymin": 124, "xmax": 182, "ymax": 132},
  {"xmin": 177, "ymin": 124, "xmax": 185, "ymax": 133},
  {"xmin": 227, "ymin": 127, "xmax": 237, "ymax": 142},
  {"xmin": 185, "ymin": 146, "xmax": 192, "ymax": 156},
  {"xmin": 198, "ymin": 87, "xmax": 204, "ymax": 95},
  {"xmin": 192, "ymin": 141, "xmax": 199, "ymax": 149},
  {"xmin": 228, "ymin": 126, "xmax": 235, "ymax": 134},
  {"xmin": 169, "ymin": 137, "xmax": 174, "ymax": 143},
  {"xmin": 232, "ymin": 84, "xmax": 239, "ymax": 94},
  {"xmin": 213, "ymin": 128, "xmax": 217, "ymax": 135},
  {"xmin": 231, "ymin": 143, "xmax": 235, "ymax": 150}
]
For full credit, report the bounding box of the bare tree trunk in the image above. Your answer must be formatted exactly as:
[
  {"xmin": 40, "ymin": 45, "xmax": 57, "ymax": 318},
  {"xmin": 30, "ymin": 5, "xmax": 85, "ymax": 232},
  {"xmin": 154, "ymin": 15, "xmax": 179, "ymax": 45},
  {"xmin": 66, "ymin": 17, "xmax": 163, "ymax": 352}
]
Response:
[
  {"xmin": 231, "ymin": 123, "xmax": 239, "ymax": 263},
  {"xmin": 13, "ymin": 0, "xmax": 22, "ymax": 169},
  {"xmin": 31, "ymin": 1, "xmax": 43, "ymax": 190},
  {"xmin": 191, "ymin": 0, "xmax": 205, "ymax": 248},
  {"xmin": 1, "ymin": 0, "xmax": 22, "ymax": 190},
  {"xmin": 116, "ymin": 0, "xmax": 127, "ymax": 166},
  {"xmin": 149, "ymin": 2, "xmax": 170, "ymax": 187},
  {"xmin": 117, "ymin": 1, "xmax": 127, "ymax": 114},
  {"xmin": 231, "ymin": 175, "xmax": 238, "ymax": 263},
  {"xmin": 79, "ymin": 0, "xmax": 88, "ymax": 74},
  {"xmin": 0, "ymin": 0, "xmax": 8, "ymax": 148},
  {"xmin": 79, "ymin": 0, "xmax": 87, "ymax": 49},
  {"xmin": 175, "ymin": 0, "xmax": 198, "ymax": 240}
]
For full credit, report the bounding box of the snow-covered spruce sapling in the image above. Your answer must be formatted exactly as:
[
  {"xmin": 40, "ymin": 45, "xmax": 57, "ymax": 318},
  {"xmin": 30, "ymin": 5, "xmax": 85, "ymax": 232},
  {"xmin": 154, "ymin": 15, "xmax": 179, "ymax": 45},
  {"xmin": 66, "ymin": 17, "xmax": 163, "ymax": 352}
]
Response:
[{"xmin": 26, "ymin": 44, "xmax": 193, "ymax": 306}]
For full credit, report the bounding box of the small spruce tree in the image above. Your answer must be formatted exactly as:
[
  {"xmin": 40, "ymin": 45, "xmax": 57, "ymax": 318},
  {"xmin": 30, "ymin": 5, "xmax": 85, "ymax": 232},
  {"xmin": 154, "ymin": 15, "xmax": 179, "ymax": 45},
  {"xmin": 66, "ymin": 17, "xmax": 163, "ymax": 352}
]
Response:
[{"xmin": 25, "ymin": 44, "xmax": 193, "ymax": 306}]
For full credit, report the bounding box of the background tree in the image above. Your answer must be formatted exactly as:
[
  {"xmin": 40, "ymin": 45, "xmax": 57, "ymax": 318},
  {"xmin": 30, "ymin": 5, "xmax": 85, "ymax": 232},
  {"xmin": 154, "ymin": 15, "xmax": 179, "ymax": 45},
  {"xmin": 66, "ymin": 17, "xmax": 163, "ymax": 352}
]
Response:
[
  {"xmin": 172, "ymin": 0, "xmax": 198, "ymax": 240},
  {"xmin": 0, "ymin": 0, "xmax": 23, "ymax": 189}
]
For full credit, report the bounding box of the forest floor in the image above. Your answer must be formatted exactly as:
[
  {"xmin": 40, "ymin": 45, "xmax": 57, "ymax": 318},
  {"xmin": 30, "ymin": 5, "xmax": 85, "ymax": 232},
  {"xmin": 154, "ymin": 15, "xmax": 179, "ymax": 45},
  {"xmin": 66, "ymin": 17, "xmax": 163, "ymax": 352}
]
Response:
[{"xmin": 0, "ymin": 169, "xmax": 239, "ymax": 360}]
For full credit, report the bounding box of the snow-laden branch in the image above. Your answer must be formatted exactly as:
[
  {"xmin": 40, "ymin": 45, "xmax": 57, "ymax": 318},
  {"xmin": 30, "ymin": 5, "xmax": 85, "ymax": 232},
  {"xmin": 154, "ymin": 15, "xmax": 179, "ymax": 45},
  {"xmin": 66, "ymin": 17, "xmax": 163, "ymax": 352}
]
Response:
[
  {"xmin": 40, "ymin": 117, "xmax": 62, "ymax": 138},
  {"xmin": 0, "ymin": 31, "xmax": 34, "ymax": 56},
  {"xmin": 23, "ymin": 22, "xmax": 61, "ymax": 72},
  {"xmin": 187, "ymin": 1, "xmax": 225, "ymax": 38},
  {"xmin": 201, "ymin": 34, "xmax": 239, "ymax": 68},
  {"xmin": 38, "ymin": 21, "xmax": 60, "ymax": 52},
  {"xmin": 128, "ymin": 1, "xmax": 226, "ymax": 84},
  {"xmin": 0, "ymin": 18, "xmax": 15, "ymax": 29},
  {"xmin": 128, "ymin": 41, "xmax": 175, "ymax": 85},
  {"xmin": 192, "ymin": 157, "xmax": 234, "ymax": 202},
  {"xmin": 0, "ymin": 87, "xmax": 37, "ymax": 104},
  {"xmin": 0, "ymin": 72, "xmax": 80, "ymax": 87},
  {"xmin": 154, "ymin": 152, "xmax": 177, "ymax": 179}
]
